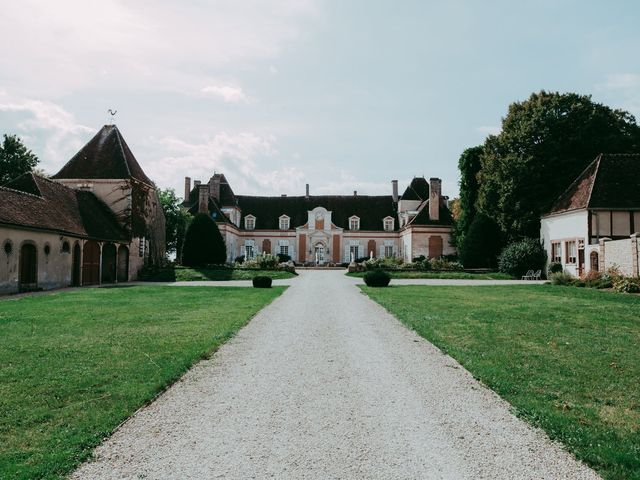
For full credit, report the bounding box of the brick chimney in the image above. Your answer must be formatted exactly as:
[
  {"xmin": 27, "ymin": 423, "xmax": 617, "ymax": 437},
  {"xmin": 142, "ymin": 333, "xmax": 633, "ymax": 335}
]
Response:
[
  {"xmin": 209, "ymin": 174, "xmax": 221, "ymax": 202},
  {"xmin": 198, "ymin": 183, "xmax": 209, "ymax": 214},
  {"xmin": 429, "ymin": 178, "xmax": 441, "ymax": 221},
  {"xmin": 305, "ymin": 183, "xmax": 310, "ymax": 199},
  {"xmin": 184, "ymin": 176, "xmax": 191, "ymax": 202},
  {"xmin": 194, "ymin": 180, "xmax": 201, "ymax": 187},
  {"xmin": 391, "ymin": 179, "xmax": 398, "ymax": 203}
]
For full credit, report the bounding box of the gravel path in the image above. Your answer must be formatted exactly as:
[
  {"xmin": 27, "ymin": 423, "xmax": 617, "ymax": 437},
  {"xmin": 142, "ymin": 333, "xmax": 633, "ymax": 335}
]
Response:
[{"xmin": 72, "ymin": 270, "xmax": 598, "ymax": 479}]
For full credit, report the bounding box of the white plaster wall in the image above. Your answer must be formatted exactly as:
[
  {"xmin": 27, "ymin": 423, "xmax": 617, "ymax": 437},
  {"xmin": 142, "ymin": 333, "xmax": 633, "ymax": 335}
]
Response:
[
  {"xmin": 0, "ymin": 226, "xmax": 78, "ymax": 294},
  {"xmin": 56, "ymin": 179, "xmax": 132, "ymax": 228},
  {"xmin": 604, "ymin": 238, "xmax": 635, "ymax": 276},
  {"xmin": 540, "ymin": 210, "xmax": 588, "ymax": 276}
]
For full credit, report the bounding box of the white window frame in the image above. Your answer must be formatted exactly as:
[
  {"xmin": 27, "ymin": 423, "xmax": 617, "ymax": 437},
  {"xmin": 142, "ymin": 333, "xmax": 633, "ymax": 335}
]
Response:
[
  {"xmin": 279, "ymin": 215, "xmax": 290, "ymax": 231},
  {"xmin": 244, "ymin": 240, "xmax": 256, "ymax": 260},
  {"xmin": 383, "ymin": 216, "xmax": 394, "ymax": 232},
  {"xmin": 349, "ymin": 215, "xmax": 360, "ymax": 231},
  {"xmin": 551, "ymin": 241, "xmax": 562, "ymax": 263},
  {"xmin": 244, "ymin": 215, "xmax": 256, "ymax": 230},
  {"xmin": 565, "ymin": 240, "xmax": 577, "ymax": 264}
]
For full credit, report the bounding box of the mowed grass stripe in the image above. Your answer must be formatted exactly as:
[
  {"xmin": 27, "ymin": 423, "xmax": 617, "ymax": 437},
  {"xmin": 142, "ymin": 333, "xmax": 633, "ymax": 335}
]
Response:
[
  {"xmin": 361, "ymin": 285, "xmax": 640, "ymax": 480},
  {"xmin": 0, "ymin": 285, "xmax": 285, "ymax": 480}
]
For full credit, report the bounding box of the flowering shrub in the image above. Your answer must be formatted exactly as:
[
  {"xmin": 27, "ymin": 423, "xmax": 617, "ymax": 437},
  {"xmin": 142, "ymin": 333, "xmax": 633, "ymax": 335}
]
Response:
[
  {"xmin": 429, "ymin": 257, "xmax": 464, "ymax": 271},
  {"xmin": 363, "ymin": 257, "xmax": 403, "ymax": 270},
  {"xmin": 612, "ymin": 277, "xmax": 640, "ymax": 293}
]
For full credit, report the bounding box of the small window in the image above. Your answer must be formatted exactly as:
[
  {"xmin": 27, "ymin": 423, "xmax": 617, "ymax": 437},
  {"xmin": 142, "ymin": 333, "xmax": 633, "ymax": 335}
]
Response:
[
  {"xmin": 349, "ymin": 245, "xmax": 360, "ymax": 260},
  {"xmin": 3, "ymin": 240, "xmax": 12, "ymax": 255},
  {"xmin": 61, "ymin": 241, "xmax": 71, "ymax": 253},
  {"xmin": 349, "ymin": 216, "xmax": 360, "ymax": 231},
  {"xmin": 279, "ymin": 245, "xmax": 289, "ymax": 256},
  {"xmin": 279, "ymin": 215, "xmax": 290, "ymax": 230},
  {"xmin": 44, "ymin": 244, "xmax": 51, "ymax": 256},
  {"xmin": 384, "ymin": 245, "xmax": 394, "ymax": 257},
  {"xmin": 245, "ymin": 244, "xmax": 254, "ymax": 259},
  {"xmin": 551, "ymin": 241, "xmax": 562, "ymax": 263},
  {"xmin": 383, "ymin": 217, "xmax": 394, "ymax": 232},
  {"xmin": 245, "ymin": 215, "xmax": 256, "ymax": 230},
  {"xmin": 565, "ymin": 241, "xmax": 577, "ymax": 264}
]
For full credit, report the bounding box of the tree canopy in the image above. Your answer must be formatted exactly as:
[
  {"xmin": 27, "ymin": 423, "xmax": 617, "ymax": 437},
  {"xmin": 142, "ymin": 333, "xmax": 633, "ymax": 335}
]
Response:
[
  {"xmin": 454, "ymin": 146, "xmax": 483, "ymax": 248},
  {"xmin": 0, "ymin": 134, "xmax": 39, "ymax": 185},
  {"xmin": 476, "ymin": 91, "xmax": 640, "ymax": 240},
  {"xmin": 158, "ymin": 188, "xmax": 191, "ymax": 259},
  {"xmin": 181, "ymin": 213, "xmax": 227, "ymax": 267}
]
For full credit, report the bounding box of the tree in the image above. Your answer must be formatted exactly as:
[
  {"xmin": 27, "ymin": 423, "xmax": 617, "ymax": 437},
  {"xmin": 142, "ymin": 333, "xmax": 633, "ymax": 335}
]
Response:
[
  {"xmin": 0, "ymin": 134, "xmax": 39, "ymax": 185},
  {"xmin": 458, "ymin": 214, "xmax": 502, "ymax": 268},
  {"xmin": 158, "ymin": 188, "xmax": 191, "ymax": 259},
  {"xmin": 477, "ymin": 91, "xmax": 640, "ymax": 240},
  {"xmin": 454, "ymin": 146, "xmax": 483, "ymax": 248},
  {"xmin": 498, "ymin": 238, "xmax": 547, "ymax": 278},
  {"xmin": 181, "ymin": 213, "xmax": 227, "ymax": 267}
]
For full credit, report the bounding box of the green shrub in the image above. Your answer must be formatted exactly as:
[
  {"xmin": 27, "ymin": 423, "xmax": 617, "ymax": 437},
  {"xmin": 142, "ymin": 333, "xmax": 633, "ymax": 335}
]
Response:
[
  {"xmin": 548, "ymin": 262, "xmax": 563, "ymax": 275},
  {"xmin": 256, "ymin": 253, "xmax": 280, "ymax": 270},
  {"xmin": 430, "ymin": 257, "xmax": 464, "ymax": 271},
  {"xmin": 252, "ymin": 276, "xmax": 273, "ymax": 288},
  {"xmin": 363, "ymin": 269, "xmax": 391, "ymax": 287},
  {"xmin": 550, "ymin": 272, "xmax": 575, "ymax": 286},
  {"xmin": 498, "ymin": 238, "xmax": 547, "ymax": 278},
  {"xmin": 181, "ymin": 213, "xmax": 227, "ymax": 267},
  {"xmin": 276, "ymin": 253, "xmax": 291, "ymax": 263},
  {"xmin": 612, "ymin": 277, "xmax": 640, "ymax": 293},
  {"xmin": 363, "ymin": 257, "xmax": 403, "ymax": 270},
  {"xmin": 458, "ymin": 213, "xmax": 502, "ymax": 268}
]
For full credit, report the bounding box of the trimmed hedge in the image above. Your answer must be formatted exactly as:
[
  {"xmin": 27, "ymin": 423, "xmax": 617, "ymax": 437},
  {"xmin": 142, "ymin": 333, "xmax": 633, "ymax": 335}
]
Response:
[
  {"xmin": 363, "ymin": 269, "xmax": 391, "ymax": 287},
  {"xmin": 498, "ymin": 238, "xmax": 546, "ymax": 278},
  {"xmin": 182, "ymin": 213, "xmax": 227, "ymax": 267},
  {"xmin": 252, "ymin": 276, "xmax": 273, "ymax": 288}
]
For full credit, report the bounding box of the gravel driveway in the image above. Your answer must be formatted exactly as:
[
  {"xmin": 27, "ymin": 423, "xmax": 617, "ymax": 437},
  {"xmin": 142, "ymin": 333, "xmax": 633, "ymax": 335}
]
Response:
[{"xmin": 72, "ymin": 270, "xmax": 599, "ymax": 479}]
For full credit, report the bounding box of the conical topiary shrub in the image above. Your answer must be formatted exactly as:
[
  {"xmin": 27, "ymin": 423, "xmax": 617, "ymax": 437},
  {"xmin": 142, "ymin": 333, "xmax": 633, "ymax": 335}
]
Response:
[{"xmin": 181, "ymin": 213, "xmax": 227, "ymax": 267}]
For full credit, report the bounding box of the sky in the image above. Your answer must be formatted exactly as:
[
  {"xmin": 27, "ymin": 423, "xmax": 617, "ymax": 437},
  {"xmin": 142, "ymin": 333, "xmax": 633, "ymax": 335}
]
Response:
[{"xmin": 1, "ymin": 0, "xmax": 640, "ymax": 200}]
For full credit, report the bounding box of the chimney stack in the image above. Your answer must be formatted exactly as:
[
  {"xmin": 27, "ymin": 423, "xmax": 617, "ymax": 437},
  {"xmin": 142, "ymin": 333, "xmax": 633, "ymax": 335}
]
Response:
[
  {"xmin": 198, "ymin": 183, "xmax": 209, "ymax": 214},
  {"xmin": 354, "ymin": 190, "xmax": 357, "ymax": 197},
  {"xmin": 391, "ymin": 179, "xmax": 398, "ymax": 203},
  {"xmin": 209, "ymin": 175, "xmax": 221, "ymax": 202},
  {"xmin": 194, "ymin": 180, "xmax": 201, "ymax": 187},
  {"xmin": 305, "ymin": 183, "xmax": 310, "ymax": 199},
  {"xmin": 184, "ymin": 177, "xmax": 191, "ymax": 202},
  {"xmin": 429, "ymin": 178, "xmax": 441, "ymax": 221}
]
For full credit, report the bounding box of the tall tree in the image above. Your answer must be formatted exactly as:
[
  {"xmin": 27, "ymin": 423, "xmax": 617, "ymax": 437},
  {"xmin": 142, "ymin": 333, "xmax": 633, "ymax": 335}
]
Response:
[
  {"xmin": 0, "ymin": 134, "xmax": 39, "ymax": 185},
  {"xmin": 477, "ymin": 91, "xmax": 640, "ymax": 240},
  {"xmin": 454, "ymin": 146, "xmax": 483, "ymax": 248},
  {"xmin": 158, "ymin": 188, "xmax": 191, "ymax": 259},
  {"xmin": 181, "ymin": 213, "xmax": 227, "ymax": 267}
]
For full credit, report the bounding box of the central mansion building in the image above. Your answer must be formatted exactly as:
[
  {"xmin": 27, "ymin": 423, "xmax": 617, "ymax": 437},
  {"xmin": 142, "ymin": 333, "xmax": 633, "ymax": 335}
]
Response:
[{"xmin": 183, "ymin": 174, "xmax": 454, "ymax": 264}]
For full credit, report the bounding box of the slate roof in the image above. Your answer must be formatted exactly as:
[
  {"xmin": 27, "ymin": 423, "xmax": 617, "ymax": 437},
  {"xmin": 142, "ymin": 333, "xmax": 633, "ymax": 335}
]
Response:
[
  {"xmin": 401, "ymin": 177, "xmax": 430, "ymax": 201},
  {"xmin": 0, "ymin": 174, "xmax": 129, "ymax": 241},
  {"xmin": 235, "ymin": 195, "xmax": 398, "ymax": 231},
  {"xmin": 547, "ymin": 154, "xmax": 640, "ymax": 215},
  {"xmin": 52, "ymin": 125, "xmax": 153, "ymax": 186},
  {"xmin": 408, "ymin": 201, "xmax": 454, "ymax": 226}
]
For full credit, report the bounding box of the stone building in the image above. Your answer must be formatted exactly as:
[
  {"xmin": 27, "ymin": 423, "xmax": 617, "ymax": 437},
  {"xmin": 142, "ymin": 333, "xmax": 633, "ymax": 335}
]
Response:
[
  {"xmin": 540, "ymin": 153, "xmax": 640, "ymax": 277},
  {"xmin": 183, "ymin": 173, "xmax": 454, "ymax": 264},
  {"xmin": 0, "ymin": 125, "xmax": 165, "ymax": 294}
]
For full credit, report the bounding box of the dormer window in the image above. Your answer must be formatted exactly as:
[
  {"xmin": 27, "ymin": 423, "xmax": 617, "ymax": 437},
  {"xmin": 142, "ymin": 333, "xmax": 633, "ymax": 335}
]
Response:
[
  {"xmin": 279, "ymin": 215, "xmax": 290, "ymax": 230},
  {"xmin": 349, "ymin": 215, "xmax": 360, "ymax": 231},
  {"xmin": 245, "ymin": 215, "xmax": 256, "ymax": 230},
  {"xmin": 383, "ymin": 216, "xmax": 395, "ymax": 232}
]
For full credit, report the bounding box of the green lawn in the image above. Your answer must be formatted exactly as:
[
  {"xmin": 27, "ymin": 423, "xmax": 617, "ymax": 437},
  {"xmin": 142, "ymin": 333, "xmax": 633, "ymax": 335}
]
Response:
[
  {"xmin": 361, "ymin": 285, "xmax": 640, "ymax": 480},
  {"xmin": 0, "ymin": 285, "xmax": 284, "ymax": 479},
  {"xmin": 141, "ymin": 266, "xmax": 297, "ymax": 282},
  {"xmin": 348, "ymin": 270, "xmax": 513, "ymax": 280}
]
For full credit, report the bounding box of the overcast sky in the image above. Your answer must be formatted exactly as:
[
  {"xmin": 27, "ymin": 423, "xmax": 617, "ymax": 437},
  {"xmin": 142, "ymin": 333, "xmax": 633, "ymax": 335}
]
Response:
[{"xmin": 1, "ymin": 0, "xmax": 639, "ymax": 199}]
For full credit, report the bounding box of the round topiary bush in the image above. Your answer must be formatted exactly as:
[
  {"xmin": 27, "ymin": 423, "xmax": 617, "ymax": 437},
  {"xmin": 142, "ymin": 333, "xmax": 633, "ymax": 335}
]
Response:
[
  {"xmin": 252, "ymin": 276, "xmax": 273, "ymax": 288},
  {"xmin": 548, "ymin": 261, "xmax": 563, "ymax": 275},
  {"xmin": 363, "ymin": 269, "xmax": 391, "ymax": 287},
  {"xmin": 498, "ymin": 238, "xmax": 547, "ymax": 278}
]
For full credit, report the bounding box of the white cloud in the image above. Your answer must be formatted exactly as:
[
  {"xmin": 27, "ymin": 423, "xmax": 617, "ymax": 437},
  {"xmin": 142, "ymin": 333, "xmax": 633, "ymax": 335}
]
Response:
[
  {"xmin": 147, "ymin": 132, "xmax": 304, "ymax": 198},
  {"xmin": 476, "ymin": 125, "xmax": 500, "ymax": 136},
  {"xmin": 202, "ymin": 85, "xmax": 248, "ymax": 103},
  {"xmin": 599, "ymin": 73, "xmax": 640, "ymax": 118},
  {"xmin": 0, "ymin": 91, "xmax": 95, "ymax": 173},
  {"xmin": 269, "ymin": 65, "xmax": 279, "ymax": 75}
]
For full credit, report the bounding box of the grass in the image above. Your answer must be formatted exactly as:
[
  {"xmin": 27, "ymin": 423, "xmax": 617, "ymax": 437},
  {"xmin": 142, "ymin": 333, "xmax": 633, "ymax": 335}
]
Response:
[
  {"xmin": 361, "ymin": 285, "xmax": 640, "ymax": 480},
  {"xmin": 140, "ymin": 266, "xmax": 297, "ymax": 282},
  {"xmin": 347, "ymin": 270, "xmax": 513, "ymax": 280},
  {"xmin": 0, "ymin": 285, "xmax": 285, "ymax": 479}
]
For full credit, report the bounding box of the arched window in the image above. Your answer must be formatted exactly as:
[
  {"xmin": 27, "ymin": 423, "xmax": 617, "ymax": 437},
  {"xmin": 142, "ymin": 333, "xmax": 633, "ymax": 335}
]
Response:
[
  {"xmin": 244, "ymin": 215, "xmax": 256, "ymax": 230},
  {"xmin": 349, "ymin": 215, "xmax": 360, "ymax": 231}
]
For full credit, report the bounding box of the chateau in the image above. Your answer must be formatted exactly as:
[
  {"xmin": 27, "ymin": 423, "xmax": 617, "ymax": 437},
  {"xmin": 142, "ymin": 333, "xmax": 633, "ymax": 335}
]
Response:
[
  {"xmin": 182, "ymin": 174, "xmax": 455, "ymax": 264},
  {"xmin": 0, "ymin": 125, "xmax": 165, "ymax": 294}
]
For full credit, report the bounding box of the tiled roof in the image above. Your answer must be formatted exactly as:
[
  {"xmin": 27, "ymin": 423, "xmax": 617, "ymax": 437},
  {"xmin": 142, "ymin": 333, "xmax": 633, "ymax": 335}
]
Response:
[
  {"xmin": 400, "ymin": 177, "xmax": 430, "ymax": 201},
  {"xmin": 407, "ymin": 200, "xmax": 454, "ymax": 226},
  {"xmin": 0, "ymin": 174, "xmax": 129, "ymax": 241},
  {"xmin": 547, "ymin": 154, "xmax": 640, "ymax": 214},
  {"xmin": 52, "ymin": 125, "xmax": 153, "ymax": 186},
  {"xmin": 235, "ymin": 195, "xmax": 398, "ymax": 231}
]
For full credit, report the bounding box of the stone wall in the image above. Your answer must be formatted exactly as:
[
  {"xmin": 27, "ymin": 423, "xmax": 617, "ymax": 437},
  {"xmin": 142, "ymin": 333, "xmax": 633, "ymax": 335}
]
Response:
[{"xmin": 601, "ymin": 234, "xmax": 639, "ymax": 277}]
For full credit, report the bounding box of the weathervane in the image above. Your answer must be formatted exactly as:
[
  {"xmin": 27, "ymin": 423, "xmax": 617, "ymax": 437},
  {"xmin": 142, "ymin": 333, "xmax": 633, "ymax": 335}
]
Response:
[{"xmin": 107, "ymin": 109, "xmax": 117, "ymax": 125}]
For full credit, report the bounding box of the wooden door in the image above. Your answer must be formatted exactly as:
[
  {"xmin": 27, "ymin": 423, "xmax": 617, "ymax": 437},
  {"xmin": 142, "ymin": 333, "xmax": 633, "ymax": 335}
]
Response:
[
  {"xmin": 101, "ymin": 243, "xmax": 117, "ymax": 283},
  {"xmin": 72, "ymin": 243, "xmax": 81, "ymax": 286},
  {"xmin": 82, "ymin": 241, "xmax": 100, "ymax": 285},
  {"xmin": 428, "ymin": 236, "xmax": 443, "ymax": 259},
  {"xmin": 19, "ymin": 243, "xmax": 38, "ymax": 291},
  {"xmin": 117, "ymin": 245, "xmax": 129, "ymax": 282}
]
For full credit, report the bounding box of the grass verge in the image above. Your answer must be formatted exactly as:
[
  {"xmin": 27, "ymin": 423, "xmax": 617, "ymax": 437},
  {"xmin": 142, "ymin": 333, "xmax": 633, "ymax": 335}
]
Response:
[
  {"xmin": 0, "ymin": 285, "xmax": 285, "ymax": 479},
  {"xmin": 360, "ymin": 284, "xmax": 639, "ymax": 480},
  {"xmin": 347, "ymin": 270, "xmax": 513, "ymax": 280},
  {"xmin": 140, "ymin": 266, "xmax": 296, "ymax": 282}
]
